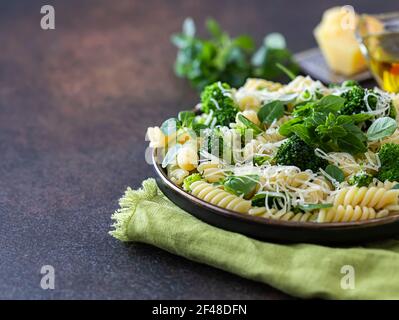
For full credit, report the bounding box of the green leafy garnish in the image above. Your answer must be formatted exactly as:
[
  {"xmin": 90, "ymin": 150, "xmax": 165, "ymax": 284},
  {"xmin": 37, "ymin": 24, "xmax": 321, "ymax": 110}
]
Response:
[
  {"xmin": 253, "ymin": 155, "xmax": 270, "ymax": 166},
  {"xmin": 178, "ymin": 111, "xmax": 195, "ymax": 127},
  {"xmin": 257, "ymin": 100, "xmax": 285, "ymax": 125},
  {"xmin": 172, "ymin": 18, "xmax": 298, "ymax": 91},
  {"xmin": 237, "ymin": 114, "xmax": 263, "ymax": 135},
  {"xmin": 279, "ymin": 95, "xmax": 368, "ymax": 155},
  {"xmin": 367, "ymin": 117, "xmax": 397, "ymax": 141},
  {"xmin": 325, "ymin": 165, "xmax": 345, "ymax": 183},
  {"xmin": 183, "ymin": 173, "xmax": 202, "ymax": 191},
  {"xmin": 223, "ymin": 175, "xmax": 259, "ymax": 199}
]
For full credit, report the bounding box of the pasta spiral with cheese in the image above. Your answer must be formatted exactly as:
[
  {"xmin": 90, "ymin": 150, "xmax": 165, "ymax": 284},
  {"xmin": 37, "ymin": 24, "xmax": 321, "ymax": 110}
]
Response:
[
  {"xmin": 317, "ymin": 205, "xmax": 389, "ymax": 223},
  {"xmin": 197, "ymin": 161, "xmax": 226, "ymax": 183},
  {"xmin": 332, "ymin": 186, "xmax": 399, "ymax": 210},
  {"xmin": 190, "ymin": 181, "xmax": 251, "ymax": 213}
]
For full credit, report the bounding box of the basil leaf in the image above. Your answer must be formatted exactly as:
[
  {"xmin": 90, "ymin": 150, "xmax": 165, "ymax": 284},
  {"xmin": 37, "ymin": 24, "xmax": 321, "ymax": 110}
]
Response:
[
  {"xmin": 237, "ymin": 114, "xmax": 263, "ymax": 135},
  {"xmin": 297, "ymin": 203, "xmax": 333, "ymax": 212},
  {"xmin": 257, "ymin": 100, "xmax": 285, "ymax": 125},
  {"xmin": 160, "ymin": 118, "xmax": 179, "ymax": 135},
  {"xmin": 223, "ymin": 175, "xmax": 259, "ymax": 199},
  {"xmin": 162, "ymin": 144, "xmax": 182, "ymax": 168},
  {"xmin": 367, "ymin": 117, "xmax": 398, "ymax": 141},
  {"xmin": 325, "ymin": 164, "xmax": 345, "ymax": 183}
]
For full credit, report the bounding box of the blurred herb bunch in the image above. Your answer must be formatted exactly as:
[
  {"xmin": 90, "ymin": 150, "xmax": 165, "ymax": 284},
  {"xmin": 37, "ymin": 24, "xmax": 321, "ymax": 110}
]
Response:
[{"xmin": 171, "ymin": 18, "xmax": 299, "ymax": 91}]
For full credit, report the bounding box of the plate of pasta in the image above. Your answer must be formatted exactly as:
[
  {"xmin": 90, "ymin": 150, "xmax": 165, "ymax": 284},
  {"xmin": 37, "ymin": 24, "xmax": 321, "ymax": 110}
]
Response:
[{"xmin": 148, "ymin": 76, "xmax": 399, "ymax": 243}]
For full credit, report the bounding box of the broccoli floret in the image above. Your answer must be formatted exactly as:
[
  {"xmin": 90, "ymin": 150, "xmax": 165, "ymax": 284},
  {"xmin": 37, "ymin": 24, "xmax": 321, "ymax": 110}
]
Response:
[
  {"xmin": 339, "ymin": 81, "xmax": 381, "ymax": 116},
  {"xmin": 377, "ymin": 143, "xmax": 399, "ymax": 182},
  {"xmin": 200, "ymin": 82, "xmax": 238, "ymax": 126},
  {"xmin": 340, "ymin": 83, "xmax": 366, "ymax": 115},
  {"xmin": 183, "ymin": 173, "xmax": 202, "ymax": 191},
  {"xmin": 274, "ymin": 135, "xmax": 328, "ymax": 172},
  {"xmin": 348, "ymin": 171, "xmax": 374, "ymax": 187}
]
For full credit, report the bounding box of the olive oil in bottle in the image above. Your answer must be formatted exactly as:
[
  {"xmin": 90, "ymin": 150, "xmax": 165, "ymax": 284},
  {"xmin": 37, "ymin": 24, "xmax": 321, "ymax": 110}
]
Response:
[{"xmin": 362, "ymin": 32, "xmax": 399, "ymax": 93}]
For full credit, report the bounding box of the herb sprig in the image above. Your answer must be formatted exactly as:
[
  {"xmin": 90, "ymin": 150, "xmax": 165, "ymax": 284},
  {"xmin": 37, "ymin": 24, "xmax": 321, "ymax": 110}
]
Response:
[{"xmin": 171, "ymin": 18, "xmax": 299, "ymax": 91}]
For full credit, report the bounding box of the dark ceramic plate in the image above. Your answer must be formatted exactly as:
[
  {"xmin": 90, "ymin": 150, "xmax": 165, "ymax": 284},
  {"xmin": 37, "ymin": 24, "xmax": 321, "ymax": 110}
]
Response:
[{"xmin": 153, "ymin": 150, "xmax": 399, "ymax": 244}]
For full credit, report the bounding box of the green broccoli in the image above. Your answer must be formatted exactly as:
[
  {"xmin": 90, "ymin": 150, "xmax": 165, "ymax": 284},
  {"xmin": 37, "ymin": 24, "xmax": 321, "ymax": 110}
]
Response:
[
  {"xmin": 377, "ymin": 143, "xmax": 399, "ymax": 182},
  {"xmin": 183, "ymin": 173, "xmax": 203, "ymax": 191},
  {"xmin": 340, "ymin": 82, "xmax": 368, "ymax": 115},
  {"xmin": 274, "ymin": 135, "xmax": 328, "ymax": 172},
  {"xmin": 200, "ymin": 82, "xmax": 238, "ymax": 126},
  {"xmin": 348, "ymin": 171, "xmax": 374, "ymax": 187},
  {"xmin": 339, "ymin": 81, "xmax": 394, "ymax": 118}
]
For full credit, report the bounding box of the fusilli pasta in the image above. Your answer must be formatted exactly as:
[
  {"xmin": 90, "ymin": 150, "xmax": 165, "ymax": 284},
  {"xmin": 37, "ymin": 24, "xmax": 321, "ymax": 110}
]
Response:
[{"xmin": 190, "ymin": 181, "xmax": 251, "ymax": 213}]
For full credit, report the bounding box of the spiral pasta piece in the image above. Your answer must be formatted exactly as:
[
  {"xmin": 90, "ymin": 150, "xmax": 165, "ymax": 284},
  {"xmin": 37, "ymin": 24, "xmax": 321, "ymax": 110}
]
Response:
[
  {"xmin": 317, "ymin": 205, "xmax": 389, "ymax": 223},
  {"xmin": 167, "ymin": 165, "xmax": 189, "ymax": 185},
  {"xmin": 197, "ymin": 161, "xmax": 225, "ymax": 183},
  {"xmin": 190, "ymin": 181, "xmax": 251, "ymax": 213},
  {"xmin": 373, "ymin": 180, "xmax": 399, "ymax": 190},
  {"xmin": 332, "ymin": 186, "xmax": 399, "ymax": 210}
]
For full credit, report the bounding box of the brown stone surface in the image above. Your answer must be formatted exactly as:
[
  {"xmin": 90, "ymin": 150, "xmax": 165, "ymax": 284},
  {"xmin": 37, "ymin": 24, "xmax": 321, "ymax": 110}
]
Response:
[{"xmin": 0, "ymin": 0, "xmax": 395, "ymax": 299}]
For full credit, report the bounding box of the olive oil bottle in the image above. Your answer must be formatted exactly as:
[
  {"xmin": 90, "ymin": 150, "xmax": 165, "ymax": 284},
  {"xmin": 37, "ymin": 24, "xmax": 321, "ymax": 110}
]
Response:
[{"xmin": 361, "ymin": 32, "xmax": 399, "ymax": 93}]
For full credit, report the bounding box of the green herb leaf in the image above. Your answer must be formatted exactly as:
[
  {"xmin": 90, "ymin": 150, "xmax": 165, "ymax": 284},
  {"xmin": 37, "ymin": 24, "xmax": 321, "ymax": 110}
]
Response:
[
  {"xmin": 205, "ymin": 18, "xmax": 222, "ymax": 39},
  {"xmin": 316, "ymin": 95, "xmax": 345, "ymax": 114},
  {"xmin": 257, "ymin": 100, "xmax": 285, "ymax": 125},
  {"xmin": 278, "ymin": 117, "xmax": 303, "ymax": 136},
  {"xmin": 337, "ymin": 134, "xmax": 367, "ymax": 154},
  {"xmin": 325, "ymin": 164, "xmax": 345, "ymax": 183},
  {"xmin": 297, "ymin": 203, "xmax": 333, "ymax": 212},
  {"xmin": 367, "ymin": 117, "xmax": 397, "ymax": 141},
  {"xmin": 237, "ymin": 114, "xmax": 263, "ymax": 135},
  {"xmin": 253, "ymin": 155, "xmax": 270, "ymax": 166},
  {"xmin": 223, "ymin": 175, "xmax": 259, "ymax": 199},
  {"xmin": 178, "ymin": 111, "xmax": 195, "ymax": 127}
]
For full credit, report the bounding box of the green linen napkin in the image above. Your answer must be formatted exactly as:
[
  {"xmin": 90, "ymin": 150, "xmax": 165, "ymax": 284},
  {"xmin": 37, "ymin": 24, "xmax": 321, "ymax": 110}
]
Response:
[{"xmin": 110, "ymin": 178, "xmax": 399, "ymax": 299}]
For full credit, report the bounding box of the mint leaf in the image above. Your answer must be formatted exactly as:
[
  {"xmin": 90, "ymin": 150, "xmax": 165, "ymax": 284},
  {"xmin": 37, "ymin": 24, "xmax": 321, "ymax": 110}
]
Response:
[{"xmin": 316, "ymin": 95, "xmax": 345, "ymax": 114}]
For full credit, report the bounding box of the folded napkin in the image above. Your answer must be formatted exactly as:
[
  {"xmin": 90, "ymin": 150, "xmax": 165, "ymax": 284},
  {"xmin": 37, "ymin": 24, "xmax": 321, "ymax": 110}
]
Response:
[{"xmin": 110, "ymin": 178, "xmax": 399, "ymax": 299}]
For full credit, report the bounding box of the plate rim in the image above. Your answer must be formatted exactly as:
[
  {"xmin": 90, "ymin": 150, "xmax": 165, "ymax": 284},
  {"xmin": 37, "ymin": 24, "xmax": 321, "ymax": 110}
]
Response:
[{"xmin": 152, "ymin": 149, "xmax": 399, "ymax": 230}]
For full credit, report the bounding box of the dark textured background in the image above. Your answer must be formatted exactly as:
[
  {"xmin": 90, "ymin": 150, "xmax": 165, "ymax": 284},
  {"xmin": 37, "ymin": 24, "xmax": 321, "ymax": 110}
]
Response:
[{"xmin": 0, "ymin": 0, "xmax": 397, "ymax": 299}]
